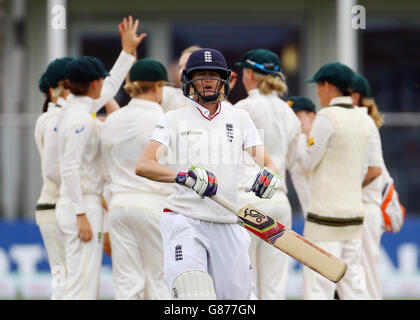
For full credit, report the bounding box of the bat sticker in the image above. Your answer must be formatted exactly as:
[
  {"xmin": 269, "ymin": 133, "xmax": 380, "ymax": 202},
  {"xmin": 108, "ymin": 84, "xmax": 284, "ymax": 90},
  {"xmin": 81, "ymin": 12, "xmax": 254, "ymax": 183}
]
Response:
[
  {"xmin": 267, "ymin": 230, "xmax": 285, "ymax": 244},
  {"xmin": 243, "ymin": 208, "xmax": 266, "ymax": 223}
]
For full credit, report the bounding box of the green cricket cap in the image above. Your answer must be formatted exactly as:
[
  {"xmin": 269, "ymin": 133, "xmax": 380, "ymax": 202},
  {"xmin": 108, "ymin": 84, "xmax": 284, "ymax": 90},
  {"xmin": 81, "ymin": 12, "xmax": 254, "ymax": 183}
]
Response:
[
  {"xmin": 305, "ymin": 62, "xmax": 355, "ymax": 89},
  {"xmin": 349, "ymin": 73, "xmax": 372, "ymax": 98},
  {"xmin": 129, "ymin": 58, "xmax": 168, "ymax": 82},
  {"xmin": 45, "ymin": 56, "xmax": 75, "ymax": 88},
  {"xmin": 65, "ymin": 56, "xmax": 110, "ymax": 83},
  {"xmin": 285, "ymin": 96, "xmax": 316, "ymax": 113},
  {"xmin": 38, "ymin": 72, "xmax": 50, "ymax": 94},
  {"xmin": 235, "ymin": 49, "xmax": 282, "ymax": 75}
]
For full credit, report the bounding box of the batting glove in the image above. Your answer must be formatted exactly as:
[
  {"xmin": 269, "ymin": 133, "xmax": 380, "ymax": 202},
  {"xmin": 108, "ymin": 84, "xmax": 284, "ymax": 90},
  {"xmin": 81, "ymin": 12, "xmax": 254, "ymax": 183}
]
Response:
[
  {"xmin": 175, "ymin": 165, "xmax": 218, "ymax": 197},
  {"xmin": 246, "ymin": 167, "xmax": 283, "ymax": 199}
]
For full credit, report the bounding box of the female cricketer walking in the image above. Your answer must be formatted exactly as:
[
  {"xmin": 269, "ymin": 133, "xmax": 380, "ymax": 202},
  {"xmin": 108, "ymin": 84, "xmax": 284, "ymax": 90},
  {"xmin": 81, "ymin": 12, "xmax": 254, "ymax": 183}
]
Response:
[{"xmin": 136, "ymin": 48, "xmax": 282, "ymax": 300}]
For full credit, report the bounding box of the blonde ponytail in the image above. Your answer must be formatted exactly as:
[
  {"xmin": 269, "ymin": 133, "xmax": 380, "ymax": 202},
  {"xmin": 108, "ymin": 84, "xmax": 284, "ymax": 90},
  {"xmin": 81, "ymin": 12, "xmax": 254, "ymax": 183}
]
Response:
[
  {"xmin": 124, "ymin": 80, "xmax": 165, "ymax": 98},
  {"xmin": 254, "ymin": 72, "xmax": 288, "ymax": 97},
  {"xmin": 361, "ymin": 97, "xmax": 384, "ymax": 129}
]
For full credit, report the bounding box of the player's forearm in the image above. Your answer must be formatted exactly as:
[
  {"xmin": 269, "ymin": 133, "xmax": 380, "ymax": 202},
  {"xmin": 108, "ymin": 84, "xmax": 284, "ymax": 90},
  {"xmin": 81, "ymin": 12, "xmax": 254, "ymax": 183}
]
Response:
[
  {"xmin": 247, "ymin": 145, "xmax": 278, "ymax": 173},
  {"xmin": 92, "ymin": 50, "xmax": 135, "ymax": 112},
  {"xmin": 135, "ymin": 159, "xmax": 177, "ymax": 183},
  {"xmin": 104, "ymin": 98, "xmax": 120, "ymax": 115}
]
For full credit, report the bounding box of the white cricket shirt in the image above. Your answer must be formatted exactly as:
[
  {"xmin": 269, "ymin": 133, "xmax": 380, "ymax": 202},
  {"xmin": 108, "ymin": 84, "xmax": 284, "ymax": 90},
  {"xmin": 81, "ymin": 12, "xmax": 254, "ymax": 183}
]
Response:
[
  {"xmin": 34, "ymin": 102, "xmax": 63, "ymax": 205},
  {"xmin": 235, "ymin": 89, "xmax": 302, "ymax": 193},
  {"xmin": 101, "ymin": 98, "xmax": 175, "ymax": 197},
  {"xmin": 151, "ymin": 99, "xmax": 262, "ymax": 223},
  {"xmin": 56, "ymin": 95, "xmax": 103, "ymax": 215}
]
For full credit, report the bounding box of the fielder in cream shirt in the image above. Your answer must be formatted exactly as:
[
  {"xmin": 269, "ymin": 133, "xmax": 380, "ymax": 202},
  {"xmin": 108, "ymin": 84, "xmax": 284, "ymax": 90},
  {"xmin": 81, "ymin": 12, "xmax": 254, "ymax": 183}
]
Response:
[
  {"xmin": 55, "ymin": 16, "xmax": 143, "ymax": 300},
  {"xmin": 298, "ymin": 62, "xmax": 384, "ymax": 300},
  {"xmin": 34, "ymin": 63, "xmax": 73, "ymax": 300},
  {"xmin": 286, "ymin": 96, "xmax": 317, "ymax": 219},
  {"xmin": 101, "ymin": 59, "xmax": 172, "ymax": 300},
  {"xmin": 349, "ymin": 73, "xmax": 405, "ymax": 300},
  {"xmin": 234, "ymin": 49, "xmax": 301, "ymax": 300}
]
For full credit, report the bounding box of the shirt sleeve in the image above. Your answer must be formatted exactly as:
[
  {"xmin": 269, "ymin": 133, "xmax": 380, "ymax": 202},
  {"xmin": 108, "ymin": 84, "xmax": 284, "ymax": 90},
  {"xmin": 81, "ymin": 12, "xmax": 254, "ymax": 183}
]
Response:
[
  {"xmin": 91, "ymin": 50, "xmax": 136, "ymax": 112},
  {"xmin": 242, "ymin": 111, "xmax": 263, "ymax": 150},
  {"xmin": 285, "ymin": 115, "xmax": 303, "ymax": 170},
  {"xmin": 297, "ymin": 113, "xmax": 335, "ymax": 173},
  {"xmin": 60, "ymin": 116, "xmax": 94, "ymax": 215},
  {"xmin": 150, "ymin": 113, "xmax": 171, "ymax": 148},
  {"xmin": 42, "ymin": 117, "xmax": 61, "ymax": 188},
  {"xmin": 367, "ymin": 118, "xmax": 384, "ymax": 167}
]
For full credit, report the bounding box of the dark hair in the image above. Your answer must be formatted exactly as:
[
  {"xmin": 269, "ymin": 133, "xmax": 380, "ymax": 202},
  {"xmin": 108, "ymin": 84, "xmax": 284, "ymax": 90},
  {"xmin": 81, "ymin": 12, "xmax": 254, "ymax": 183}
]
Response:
[
  {"xmin": 337, "ymin": 86, "xmax": 352, "ymax": 96},
  {"xmin": 319, "ymin": 81, "xmax": 352, "ymax": 96},
  {"xmin": 63, "ymin": 79, "xmax": 90, "ymax": 96},
  {"xmin": 42, "ymin": 89, "xmax": 52, "ymax": 113}
]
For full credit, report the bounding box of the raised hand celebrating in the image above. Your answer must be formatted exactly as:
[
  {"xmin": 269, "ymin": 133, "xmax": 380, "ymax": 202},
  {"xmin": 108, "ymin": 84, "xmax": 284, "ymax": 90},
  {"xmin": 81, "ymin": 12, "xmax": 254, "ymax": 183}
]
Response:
[{"xmin": 119, "ymin": 16, "xmax": 147, "ymax": 56}]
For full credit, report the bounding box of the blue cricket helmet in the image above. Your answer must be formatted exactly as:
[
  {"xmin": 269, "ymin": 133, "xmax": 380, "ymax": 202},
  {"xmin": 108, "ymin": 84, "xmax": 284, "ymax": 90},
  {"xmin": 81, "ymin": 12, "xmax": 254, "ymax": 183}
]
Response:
[{"xmin": 181, "ymin": 48, "xmax": 231, "ymax": 103}]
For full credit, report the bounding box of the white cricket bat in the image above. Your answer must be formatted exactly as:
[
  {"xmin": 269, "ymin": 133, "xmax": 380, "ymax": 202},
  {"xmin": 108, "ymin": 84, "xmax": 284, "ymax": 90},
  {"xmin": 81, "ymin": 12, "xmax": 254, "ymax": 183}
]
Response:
[{"xmin": 210, "ymin": 194, "xmax": 348, "ymax": 283}]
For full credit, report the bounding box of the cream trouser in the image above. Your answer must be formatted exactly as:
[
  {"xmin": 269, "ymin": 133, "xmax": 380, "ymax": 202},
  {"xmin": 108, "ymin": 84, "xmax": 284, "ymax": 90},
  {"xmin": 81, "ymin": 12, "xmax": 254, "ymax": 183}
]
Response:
[
  {"xmin": 55, "ymin": 195, "xmax": 104, "ymax": 300},
  {"xmin": 361, "ymin": 202, "xmax": 384, "ymax": 299},
  {"xmin": 303, "ymin": 238, "xmax": 367, "ymax": 300},
  {"xmin": 238, "ymin": 191, "xmax": 292, "ymax": 300},
  {"xmin": 38, "ymin": 217, "xmax": 66, "ymax": 300},
  {"xmin": 109, "ymin": 195, "xmax": 169, "ymax": 300}
]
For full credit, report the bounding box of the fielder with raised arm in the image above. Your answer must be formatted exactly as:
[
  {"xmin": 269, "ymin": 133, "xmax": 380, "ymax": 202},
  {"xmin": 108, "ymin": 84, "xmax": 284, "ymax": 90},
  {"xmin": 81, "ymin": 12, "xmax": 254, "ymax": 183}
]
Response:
[
  {"xmin": 54, "ymin": 16, "xmax": 144, "ymax": 300},
  {"xmin": 136, "ymin": 48, "xmax": 282, "ymax": 300}
]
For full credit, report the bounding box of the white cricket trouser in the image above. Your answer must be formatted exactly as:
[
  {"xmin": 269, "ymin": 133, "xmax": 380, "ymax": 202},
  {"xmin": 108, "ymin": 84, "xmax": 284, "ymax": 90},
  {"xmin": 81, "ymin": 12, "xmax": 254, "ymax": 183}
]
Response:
[
  {"xmin": 303, "ymin": 239, "xmax": 367, "ymax": 300},
  {"xmin": 38, "ymin": 217, "xmax": 66, "ymax": 300},
  {"xmin": 239, "ymin": 191, "xmax": 292, "ymax": 300},
  {"xmin": 109, "ymin": 193, "xmax": 169, "ymax": 300},
  {"xmin": 160, "ymin": 211, "xmax": 252, "ymax": 300},
  {"xmin": 56, "ymin": 195, "xmax": 104, "ymax": 300},
  {"xmin": 361, "ymin": 202, "xmax": 384, "ymax": 300}
]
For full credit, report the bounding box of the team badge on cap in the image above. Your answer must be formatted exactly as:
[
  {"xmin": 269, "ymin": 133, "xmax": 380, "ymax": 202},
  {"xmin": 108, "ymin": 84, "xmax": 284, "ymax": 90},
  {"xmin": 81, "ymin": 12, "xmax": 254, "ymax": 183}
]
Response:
[{"xmin": 204, "ymin": 51, "xmax": 212, "ymax": 62}]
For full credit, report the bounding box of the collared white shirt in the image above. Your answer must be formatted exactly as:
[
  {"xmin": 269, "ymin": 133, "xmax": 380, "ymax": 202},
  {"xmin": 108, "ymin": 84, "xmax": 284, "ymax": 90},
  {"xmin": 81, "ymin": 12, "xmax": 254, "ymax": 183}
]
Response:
[
  {"xmin": 234, "ymin": 89, "xmax": 302, "ymax": 193},
  {"xmin": 101, "ymin": 98, "xmax": 174, "ymax": 196},
  {"xmin": 47, "ymin": 50, "xmax": 135, "ymax": 212},
  {"xmin": 56, "ymin": 95, "xmax": 103, "ymax": 215},
  {"xmin": 151, "ymin": 99, "xmax": 262, "ymax": 223},
  {"xmin": 298, "ymin": 96, "xmax": 384, "ymax": 173}
]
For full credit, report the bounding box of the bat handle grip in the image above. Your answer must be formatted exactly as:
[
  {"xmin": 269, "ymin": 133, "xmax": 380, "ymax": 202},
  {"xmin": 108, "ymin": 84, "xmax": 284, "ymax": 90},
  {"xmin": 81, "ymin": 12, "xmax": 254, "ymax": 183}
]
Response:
[
  {"xmin": 210, "ymin": 194, "xmax": 241, "ymax": 214},
  {"xmin": 181, "ymin": 176, "xmax": 241, "ymax": 214}
]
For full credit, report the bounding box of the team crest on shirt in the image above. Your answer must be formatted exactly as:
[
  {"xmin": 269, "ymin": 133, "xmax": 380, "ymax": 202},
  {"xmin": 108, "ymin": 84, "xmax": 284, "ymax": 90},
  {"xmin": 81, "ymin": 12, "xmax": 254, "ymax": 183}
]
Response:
[
  {"xmin": 175, "ymin": 244, "xmax": 183, "ymax": 261},
  {"xmin": 226, "ymin": 123, "xmax": 234, "ymax": 142}
]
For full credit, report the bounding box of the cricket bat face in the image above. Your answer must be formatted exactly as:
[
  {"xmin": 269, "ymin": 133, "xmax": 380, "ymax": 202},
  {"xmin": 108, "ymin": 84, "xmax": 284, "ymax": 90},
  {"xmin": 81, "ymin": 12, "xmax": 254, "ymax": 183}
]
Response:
[{"xmin": 237, "ymin": 205, "xmax": 348, "ymax": 283}]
